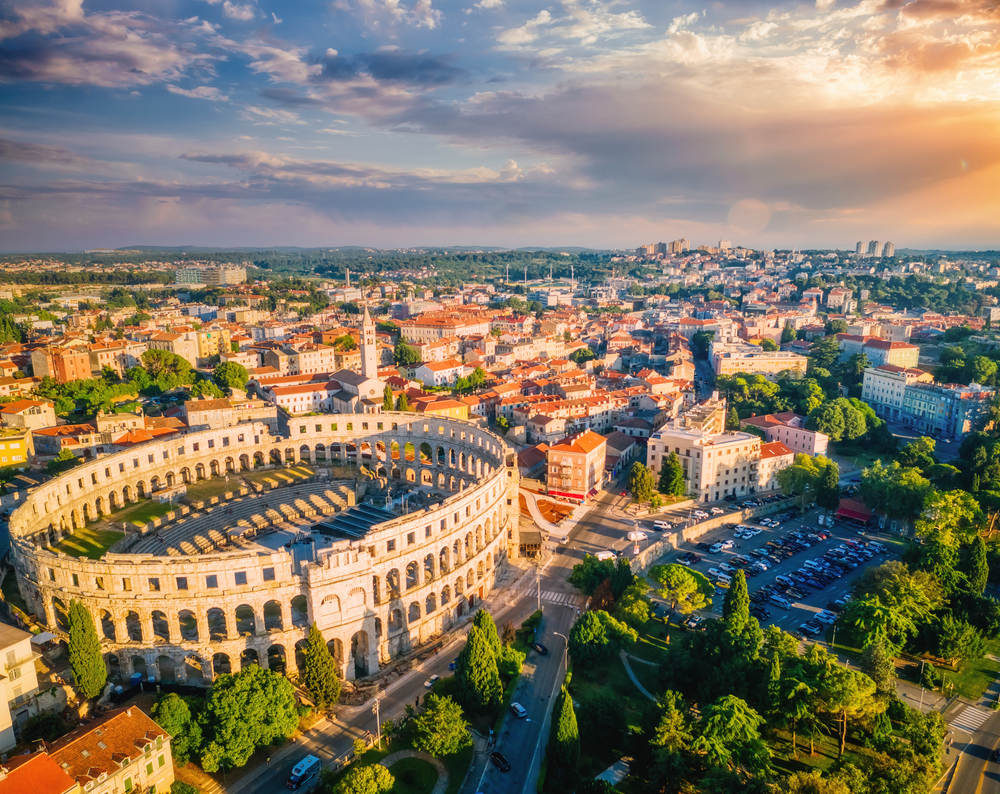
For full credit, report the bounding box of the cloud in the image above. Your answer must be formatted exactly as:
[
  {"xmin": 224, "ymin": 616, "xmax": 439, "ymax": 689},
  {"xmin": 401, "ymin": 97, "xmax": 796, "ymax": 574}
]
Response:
[
  {"xmin": 347, "ymin": 0, "xmax": 443, "ymax": 30},
  {"xmin": 471, "ymin": 0, "xmax": 504, "ymax": 10},
  {"xmin": 497, "ymin": 10, "xmax": 553, "ymax": 47},
  {"xmin": 222, "ymin": 1, "xmax": 256, "ymax": 21},
  {"xmin": 0, "ymin": 136, "xmax": 90, "ymax": 167},
  {"xmin": 167, "ymin": 85, "xmax": 230, "ymax": 101},
  {"xmin": 319, "ymin": 50, "xmax": 466, "ymax": 87},
  {"xmin": 240, "ymin": 105, "xmax": 306, "ymax": 124}
]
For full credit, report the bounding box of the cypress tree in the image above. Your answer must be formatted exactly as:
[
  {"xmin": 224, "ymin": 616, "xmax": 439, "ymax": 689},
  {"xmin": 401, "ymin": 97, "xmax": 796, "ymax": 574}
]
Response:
[
  {"xmin": 302, "ymin": 623, "xmax": 342, "ymax": 708},
  {"xmin": 767, "ymin": 653, "xmax": 782, "ymax": 717},
  {"xmin": 722, "ymin": 570, "xmax": 750, "ymax": 636},
  {"xmin": 657, "ymin": 452, "xmax": 685, "ymax": 497},
  {"xmin": 382, "ymin": 384, "xmax": 395, "ymax": 413},
  {"xmin": 456, "ymin": 625, "xmax": 502, "ymax": 711},
  {"xmin": 68, "ymin": 600, "xmax": 107, "ymax": 699},
  {"xmin": 472, "ymin": 609, "xmax": 501, "ymax": 659},
  {"xmin": 395, "ymin": 393, "xmax": 409, "ymax": 411},
  {"xmin": 968, "ymin": 536, "xmax": 989, "ymax": 594},
  {"xmin": 547, "ymin": 686, "xmax": 580, "ymax": 783}
]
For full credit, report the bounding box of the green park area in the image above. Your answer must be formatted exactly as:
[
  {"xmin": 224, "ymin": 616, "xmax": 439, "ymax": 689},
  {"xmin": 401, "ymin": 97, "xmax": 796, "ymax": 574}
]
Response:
[
  {"xmin": 243, "ymin": 465, "xmax": 315, "ymax": 488},
  {"xmin": 52, "ymin": 526, "xmax": 124, "ymax": 559}
]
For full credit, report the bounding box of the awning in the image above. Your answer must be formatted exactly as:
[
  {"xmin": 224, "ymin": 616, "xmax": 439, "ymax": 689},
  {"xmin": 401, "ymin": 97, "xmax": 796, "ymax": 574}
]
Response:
[
  {"xmin": 836, "ymin": 507, "xmax": 871, "ymax": 522},
  {"xmin": 546, "ymin": 489, "xmax": 585, "ymax": 502}
]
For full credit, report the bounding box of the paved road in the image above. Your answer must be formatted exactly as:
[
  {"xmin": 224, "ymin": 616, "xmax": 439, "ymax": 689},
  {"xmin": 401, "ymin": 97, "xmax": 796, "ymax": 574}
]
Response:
[{"xmin": 946, "ymin": 709, "xmax": 1000, "ymax": 794}]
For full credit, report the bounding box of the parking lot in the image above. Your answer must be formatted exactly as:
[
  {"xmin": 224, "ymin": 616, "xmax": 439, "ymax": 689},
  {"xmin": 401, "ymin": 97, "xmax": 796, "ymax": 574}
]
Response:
[{"xmin": 646, "ymin": 503, "xmax": 893, "ymax": 637}]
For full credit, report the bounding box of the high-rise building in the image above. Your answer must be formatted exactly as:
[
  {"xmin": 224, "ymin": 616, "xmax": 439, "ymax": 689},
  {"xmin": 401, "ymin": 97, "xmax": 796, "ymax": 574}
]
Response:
[
  {"xmin": 866, "ymin": 240, "xmax": 882, "ymax": 258},
  {"xmin": 719, "ymin": 239, "xmax": 732, "ymax": 251},
  {"xmin": 882, "ymin": 242, "xmax": 895, "ymax": 258},
  {"xmin": 669, "ymin": 238, "xmax": 690, "ymax": 254},
  {"xmin": 856, "ymin": 241, "xmax": 864, "ymax": 256},
  {"xmin": 174, "ymin": 265, "xmax": 246, "ymax": 285}
]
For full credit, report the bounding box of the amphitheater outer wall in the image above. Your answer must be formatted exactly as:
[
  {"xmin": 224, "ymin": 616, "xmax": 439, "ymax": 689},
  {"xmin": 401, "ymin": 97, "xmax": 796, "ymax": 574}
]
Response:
[{"xmin": 9, "ymin": 413, "xmax": 520, "ymax": 684}]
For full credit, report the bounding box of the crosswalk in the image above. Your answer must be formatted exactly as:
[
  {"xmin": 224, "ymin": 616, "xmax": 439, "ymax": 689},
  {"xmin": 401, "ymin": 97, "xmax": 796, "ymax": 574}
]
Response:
[
  {"xmin": 951, "ymin": 704, "xmax": 990, "ymax": 735},
  {"xmin": 539, "ymin": 590, "xmax": 585, "ymax": 608}
]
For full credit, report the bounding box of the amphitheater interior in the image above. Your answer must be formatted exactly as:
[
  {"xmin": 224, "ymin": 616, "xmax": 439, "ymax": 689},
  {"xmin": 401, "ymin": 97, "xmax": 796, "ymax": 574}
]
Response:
[{"xmin": 8, "ymin": 414, "xmax": 520, "ymax": 686}]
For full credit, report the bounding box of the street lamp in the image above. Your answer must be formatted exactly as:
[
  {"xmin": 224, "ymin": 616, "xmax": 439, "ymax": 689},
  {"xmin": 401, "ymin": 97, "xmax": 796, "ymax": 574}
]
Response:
[{"xmin": 553, "ymin": 632, "xmax": 569, "ymax": 680}]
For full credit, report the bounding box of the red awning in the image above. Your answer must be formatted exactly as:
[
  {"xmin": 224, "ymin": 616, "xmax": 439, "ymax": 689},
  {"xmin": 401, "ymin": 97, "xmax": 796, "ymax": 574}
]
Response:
[
  {"xmin": 547, "ymin": 489, "xmax": 585, "ymax": 502},
  {"xmin": 837, "ymin": 507, "xmax": 871, "ymax": 522}
]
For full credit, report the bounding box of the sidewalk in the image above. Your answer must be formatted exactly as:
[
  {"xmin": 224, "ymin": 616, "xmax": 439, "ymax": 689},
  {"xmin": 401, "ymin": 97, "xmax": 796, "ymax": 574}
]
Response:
[{"xmin": 519, "ymin": 487, "xmax": 593, "ymax": 541}]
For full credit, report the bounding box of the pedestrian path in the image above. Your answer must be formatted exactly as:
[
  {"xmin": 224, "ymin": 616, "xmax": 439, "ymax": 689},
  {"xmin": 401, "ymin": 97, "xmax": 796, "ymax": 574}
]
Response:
[
  {"xmin": 950, "ymin": 704, "xmax": 991, "ymax": 735},
  {"xmin": 539, "ymin": 590, "xmax": 585, "ymax": 608},
  {"xmin": 619, "ymin": 650, "xmax": 656, "ymax": 701},
  {"xmin": 380, "ymin": 750, "xmax": 449, "ymax": 794}
]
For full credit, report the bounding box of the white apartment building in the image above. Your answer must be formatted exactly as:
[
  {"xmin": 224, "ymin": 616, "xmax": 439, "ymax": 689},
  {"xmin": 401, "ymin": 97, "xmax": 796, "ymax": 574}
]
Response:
[
  {"xmin": 648, "ymin": 424, "xmax": 763, "ymax": 503},
  {"xmin": 711, "ymin": 343, "xmax": 808, "ymax": 378},
  {"xmin": 0, "ymin": 624, "xmax": 41, "ymax": 752},
  {"xmin": 862, "ymin": 365, "xmax": 934, "ymax": 420}
]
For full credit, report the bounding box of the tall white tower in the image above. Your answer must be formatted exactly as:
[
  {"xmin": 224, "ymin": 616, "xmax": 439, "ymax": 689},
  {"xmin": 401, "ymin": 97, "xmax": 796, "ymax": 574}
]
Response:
[{"xmin": 361, "ymin": 305, "xmax": 377, "ymax": 379}]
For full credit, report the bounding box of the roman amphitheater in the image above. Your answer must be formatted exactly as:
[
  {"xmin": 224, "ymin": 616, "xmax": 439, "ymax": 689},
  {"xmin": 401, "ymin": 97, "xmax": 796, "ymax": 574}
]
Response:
[{"xmin": 8, "ymin": 413, "xmax": 520, "ymax": 686}]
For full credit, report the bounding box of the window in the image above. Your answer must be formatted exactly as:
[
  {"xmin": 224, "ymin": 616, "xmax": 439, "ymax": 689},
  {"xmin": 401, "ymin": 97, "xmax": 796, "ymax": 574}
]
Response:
[
  {"xmin": 407, "ymin": 532, "xmax": 415, "ymax": 546},
  {"xmin": 119, "ymin": 463, "xmax": 125, "ymax": 473},
  {"xmin": 208, "ymin": 439, "xmax": 215, "ymax": 448},
  {"xmin": 386, "ymin": 539, "xmax": 396, "ymax": 552},
  {"xmin": 124, "ymin": 779, "xmax": 133, "ymax": 793},
  {"xmin": 9, "ymin": 667, "xmax": 20, "ymax": 681},
  {"xmin": 206, "ymin": 575, "xmax": 218, "ymax": 588},
  {"xmin": 300, "ymin": 426, "xmax": 306, "ymax": 434},
  {"xmin": 176, "ymin": 577, "xmax": 188, "ymax": 590},
  {"xmin": 163, "ymin": 451, "xmax": 170, "ymax": 460},
  {"xmin": 158, "ymin": 754, "xmax": 165, "ymax": 768},
  {"xmin": 148, "ymin": 454, "xmax": 155, "ymax": 463},
  {"xmin": 223, "ymin": 436, "xmax": 230, "ymax": 447},
  {"xmin": 72, "ymin": 573, "xmax": 79, "ymax": 587},
  {"xmin": 234, "ymin": 571, "xmax": 248, "ymax": 586},
  {"xmin": 105, "ymin": 467, "xmax": 111, "ymax": 478},
  {"xmin": 146, "ymin": 762, "xmax": 154, "ymax": 776},
  {"xmin": 149, "ymin": 577, "xmax": 160, "ymax": 592},
  {"xmin": 331, "ymin": 423, "xmax": 338, "ymax": 431},
  {"xmin": 122, "ymin": 578, "xmax": 131, "ymax": 592},
  {"xmin": 425, "ymin": 526, "xmax": 432, "ymax": 538},
  {"xmin": 48, "ymin": 568, "xmax": 55, "ymax": 581},
  {"xmin": 95, "ymin": 577, "xmax": 104, "ymax": 591},
  {"xmin": 262, "ymin": 567, "xmax": 275, "ymax": 581},
  {"xmin": 347, "ymin": 422, "xmax": 353, "ymax": 431},
  {"xmin": 193, "ymin": 443, "xmax": 200, "ymax": 452}
]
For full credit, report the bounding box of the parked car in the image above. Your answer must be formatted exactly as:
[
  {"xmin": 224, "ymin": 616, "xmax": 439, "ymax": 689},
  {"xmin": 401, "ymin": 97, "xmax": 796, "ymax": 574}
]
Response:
[
  {"xmin": 424, "ymin": 675, "xmax": 440, "ymax": 688},
  {"xmin": 786, "ymin": 587, "xmax": 807, "ymax": 600},
  {"xmin": 719, "ymin": 539, "xmax": 735, "ymax": 550},
  {"xmin": 814, "ymin": 611, "xmax": 837, "ymax": 625},
  {"xmin": 627, "ymin": 530, "xmax": 648, "ymax": 542},
  {"xmin": 490, "ymin": 752, "xmax": 511, "ymax": 772},
  {"xmin": 448, "ymin": 657, "xmax": 459, "ymax": 670},
  {"xmin": 710, "ymin": 507, "xmax": 724, "ymax": 515},
  {"xmin": 532, "ymin": 643, "xmax": 548, "ymax": 654},
  {"xmin": 684, "ymin": 615, "xmax": 703, "ymax": 629},
  {"xmin": 719, "ymin": 562, "xmax": 737, "ymax": 573},
  {"xmin": 750, "ymin": 605, "xmax": 771, "ymax": 620},
  {"xmin": 696, "ymin": 542, "xmax": 712, "ymax": 551},
  {"xmin": 510, "ymin": 702, "xmax": 528, "ymax": 719},
  {"xmin": 799, "ymin": 622, "xmax": 822, "ymax": 636},
  {"xmin": 693, "ymin": 510, "xmax": 710, "ymax": 519}
]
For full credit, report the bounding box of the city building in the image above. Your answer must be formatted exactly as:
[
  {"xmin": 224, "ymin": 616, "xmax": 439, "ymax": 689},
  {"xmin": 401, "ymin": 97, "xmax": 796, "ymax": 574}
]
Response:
[
  {"xmin": 756, "ymin": 441, "xmax": 795, "ymax": 492},
  {"xmin": 414, "ymin": 359, "xmax": 468, "ymax": 387},
  {"xmin": 861, "ymin": 365, "xmax": 933, "ymax": 420},
  {"xmin": 175, "ymin": 265, "xmax": 246, "ymax": 285},
  {"xmin": 0, "ymin": 398, "xmax": 56, "ymax": 432},
  {"xmin": 711, "ymin": 344, "xmax": 808, "ymax": 378},
  {"xmin": 0, "ymin": 624, "xmax": 41, "ymax": 751},
  {"xmin": 901, "ymin": 382, "xmax": 994, "ymax": 439},
  {"xmin": 31, "ymin": 346, "xmax": 92, "ymax": 384},
  {"xmin": 740, "ymin": 412, "xmax": 829, "ymax": 456},
  {"xmin": 0, "ymin": 751, "xmax": 79, "ymax": 794},
  {"xmin": 0, "ymin": 427, "xmax": 31, "ymax": 468},
  {"xmin": 546, "ymin": 430, "xmax": 607, "ymax": 502}
]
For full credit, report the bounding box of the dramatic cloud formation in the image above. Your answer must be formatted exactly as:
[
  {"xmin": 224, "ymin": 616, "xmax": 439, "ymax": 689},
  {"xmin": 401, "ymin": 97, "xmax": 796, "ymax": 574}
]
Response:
[{"xmin": 0, "ymin": 0, "xmax": 997, "ymax": 250}]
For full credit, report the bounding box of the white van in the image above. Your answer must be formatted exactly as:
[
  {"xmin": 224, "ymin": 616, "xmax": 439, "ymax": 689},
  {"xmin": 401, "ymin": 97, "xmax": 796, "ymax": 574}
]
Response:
[
  {"xmin": 510, "ymin": 702, "xmax": 528, "ymax": 719},
  {"xmin": 712, "ymin": 571, "xmax": 732, "ymax": 585},
  {"xmin": 594, "ymin": 550, "xmax": 616, "ymax": 561},
  {"xmin": 654, "ymin": 520, "xmax": 673, "ymax": 531},
  {"xmin": 287, "ymin": 755, "xmax": 322, "ymax": 791},
  {"xmin": 769, "ymin": 595, "xmax": 791, "ymax": 610}
]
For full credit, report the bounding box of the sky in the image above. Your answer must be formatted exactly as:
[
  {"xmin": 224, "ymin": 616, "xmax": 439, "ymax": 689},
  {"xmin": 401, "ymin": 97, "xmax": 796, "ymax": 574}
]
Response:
[{"xmin": 0, "ymin": 0, "xmax": 998, "ymax": 253}]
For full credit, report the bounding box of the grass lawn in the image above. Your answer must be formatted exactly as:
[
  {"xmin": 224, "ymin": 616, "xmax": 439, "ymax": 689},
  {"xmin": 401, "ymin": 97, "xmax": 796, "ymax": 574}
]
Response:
[
  {"xmin": 106, "ymin": 498, "xmax": 176, "ymax": 527},
  {"xmin": 387, "ymin": 757, "xmax": 439, "ymax": 794},
  {"xmin": 628, "ymin": 614, "xmax": 673, "ymax": 664},
  {"xmin": 180, "ymin": 476, "xmax": 243, "ymax": 504},
  {"xmin": 770, "ymin": 726, "xmax": 866, "ymax": 778},
  {"xmin": 329, "ymin": 737, "xmax": 471, "ymax": 794},
  {"xmin": 938, "ymin": 638, "xmax": 1000, "ymax": 701},
  {"xmin": 52, "ymin": 526, "xmax": 124, "ymax": 559}
]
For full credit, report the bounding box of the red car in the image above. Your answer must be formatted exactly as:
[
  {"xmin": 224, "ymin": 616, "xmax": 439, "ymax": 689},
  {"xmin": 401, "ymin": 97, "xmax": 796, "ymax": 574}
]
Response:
[{"xmin": 621, "ymin": 490, "xmax": 627, "ymax": 497}]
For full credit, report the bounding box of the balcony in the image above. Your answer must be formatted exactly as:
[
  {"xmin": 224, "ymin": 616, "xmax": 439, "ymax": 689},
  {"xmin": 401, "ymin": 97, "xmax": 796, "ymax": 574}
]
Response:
[{"xmin": 4, "ymin": 652, "xmax": 39, "ymax": 671}]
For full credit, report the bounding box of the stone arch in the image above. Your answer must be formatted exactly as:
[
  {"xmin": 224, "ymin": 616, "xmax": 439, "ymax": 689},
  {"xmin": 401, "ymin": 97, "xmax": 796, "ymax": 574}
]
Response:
[
  {"xmin": 136, "ymin": 481, "xmax": 146, "ymax": 499},
  {"xmin": 467, "ymin": 570, "xmax": 475, "ymax": 588},
  {"xmin": 235, "ymin": 604, "xmax": 255, "ymax": 636},
  {"xmin": 351, "ymin": 631, "xmax": 370, "ymax": 678},
  {"xmin": 439, "ymin": 547, "xmax": 450, "ymax": 574},
  {"xmin": 253, "ymin": 451, "xmax": 265, "ymax": 467},
  {"xmin": 426, "ymin": 592, "xmax": 437, "ymax": 614},
  {"xmin": 151, "ymin": 610, "xmax": 169, "ymax": 642},
  {"xmin": 421, "ymin": 470, "xmax": 432, "ymax": 485},
  {"xmin": 405, "ymin": 468, "xmax": 415, "ymax": 483},
  {"xmin": 195, "ymin": 463, "xmax": 206, "ymax": 480},
  {"xmin": 405, "ymin": 561, "xmax": 419, "ymax": 590},
  {"xmin": 240, "ymin": 648, "xmax": 259, "ymax": 670},
  {"xmin": 441, "ymin": 585, "xmax": 451, "ymax": 605},
  {"xmin": 465, "ymin": 532, "xmax": 473, "ymax": 556},
  {"xmin": 270, "ymin": 449, "xmax": 281, "ymax": 465},
  {"xmin": 460, "ymin": 452, "xmax": 466, "ymax": 471},
  {"xmin": 239, "ymin": 453, "xmax": 251, "ymax": 471},
  {"xmin": 453, "ymin": 539, "xmax": 461, "ymax": 563},
  {"xmin": 210, "ymin": 459, "xmax": 221, "ymax": 477},
  {"xmin": 184, "ymin": 654, "xmax": 205, "ymax": 682},
  {"xmin": 99, "ymin": 609, "xmax": 115, "ymax": 641},
  {"xmin": 437, "ymin": 446, "xmax": 446, "ymax": 465},
  {"xmin": 126, "ymin": 610, "xmax": 142, "ymax": 642},
  {"xmin": 165, "ymin": 471, "xmax": 175, "ymax": 487},
  {"xmin": 180, "ymin": 467, "xmax": 191, "ymax": 484},
  {"xmin": 224, "ymin": 457, "xmax": 235, "ymax": 473},
  {"xmin": 106, "ymin": 652, "xmax": 121, "ymax": 683},
  {"xmin": 291, "ymin": 595, "xmax": 309, "ymax": 626},
  {"xmin": 449, "ymin": 448, "xmax": 457, "ymax": 466},
  {"xmin": 83, "ymin": 502, "xmax": 93, "ymax": 523},
  {"xmin": 157, "ymin": 655, "xmax": 176, "ymax": 683},
  {"xmin": 322, "ymin": 593, "xmax": 341, "ymax": 613},
  {"xmin": 267, "ymin": 644, "xmax": 287, "ymax": 676},
  {"xmin": 360, "ymin": 442, "xmax": 373, "ymax": 461},
  {"xmin": 391, "ymin": 466, "xmax": 401, "ymax": 480},
  {"xmin": 51, "ymin": 597, "xmax": 69, "ymax": 632},
  {"xmin": 424, "ymin": 553, "xmax": 435, "ymax": 582},
  {"xmin": 388, "ymin": 608, "xmax": 403, "ymax": 633},
  {"xmin": 347, "ymin": 587, "xmax": 366, "ymax": 609},
  {"xmin": 150, "ymin": 475, "xmax": 161, "ymax": 491},
  {"xmin": 108, "ymin": 490, "xmax": 119, "ymax": 511},
  {"xmin": 284, "ymin": 447, "xmax": 295, "ymax": 463},
  {"xmin": 122, "ymin": 484, "xmax": 132, "ymax": 504},
  {"xmin": 179, "ymin": 610, "xmax": 198, "ymax": 642},
  {"xmin": 207, "ymin": 607, "xmax": 227, "ymax": 641},
  {"xmin": 213, "ymin": 653, "xmax": 231, "ymax": 677},
  {"xmin": 419, "ymin": 442, "xmax": 432, "ymax": 464},
  {"xmin": 404, "ymin": 442, "xmax": 415, "ymax": 462},
  {"xmin": 328, "ymin": 637, "xmax": 344, "ymax": 665},
  {"xmin": 437, "ymin": 472, "xmax": 445, "ymax": 488},
  {"xmin": 391, "ymin": 441, "xmax": 400, "ymax": 460},
  {"xmin": 315, "ymin": 443, "xmax": 327, "ymax": 462},
  {"xmin": 477, "ymin": 560, "xmax": 485, "ymax": 580},
  {"xmin": 295, "ymin": 639, "xmax": 309, "ymax": 672},
  {"xmin": 455, "ymin": 576, "xmax": 464, "ymax": 595},
  {"xmin": 408, "ymin": 602, "xmax": 420, "ymax": 623},
  {"xmin": 263, "ymin": 600, "xmax": 283, "ymax": 631},
  {"xmin": 386, "ymin": 569, "xmax": 401, "ymax": 600},
  {"xmin": 133, "ymin": 656, "xmax": 147, "ymax": 676}
]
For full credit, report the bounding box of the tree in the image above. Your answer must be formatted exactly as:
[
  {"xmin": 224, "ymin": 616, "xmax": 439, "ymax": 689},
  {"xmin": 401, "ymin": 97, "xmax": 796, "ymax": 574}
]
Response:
[
  {"xmin": 628, "ymin": 461, "xmax": 656, "ymax": 503},
  {"xmin": 780, "ymin": 678, "xmax": 817, "ymax": 758},
  {"xmin": 395, "ymin": 393, "xmax": 409, "ymax": 411},
  {"xmin": 808, "ymin": 337, "xmax": 841, "ymax": 371},
  {"xmin": 776, "ymin": 771, "xmax": 851, "ymax": 794},
  {"xmin": 816, "ymin": 462, "xmax": 841, "ymax": 514},
  {"xmin": 190, "ymin": 379, "xmax": 224, "ymax": 399},
  {"xmin": 382, "ymin": 384, "xmax": 394, "ymax": 412},
  {"xmin": 806, "ymin": 402, "xmax": 846, "ymax": 441},
  {"xmin": 394, "ymin": 341, "xmax": 421, "ymax": 366},
  {"xmin": 649, "ymin": 564, "xmax": 710, "ymax": 627},
  {"xmin": 472, "ymin": 609, "xmax": 501, "ymax": 659},
  {"xmin": 859, "ymin": 460, "xmax": 932, "ymax": 523},
  {"xmin": 46, "ymin": 447, "xmax": 79, "ymax": 474},
  {"xmin": 546, "ymin": 686, "xmax": 580, "ymax": 784},
  {"xmin": 658, "ymin": 452, "xmax": 686, "ymax": 497},
  {"xmin": 761, "ymin": 338, "xmax": 779, "ymax": 352},
  {"xmin": 68, "ymin": 600, "xmax": 106, "ymax": 699},
  {"xmin": 691, "ymin": 330, "xmax": 715, "ymax": 359},
  {"xmin": 568, "ymin": 610, "xmax": 637, "ymax": 664},
  {"xmin": 335, "ymin": 763, "xmax": 394, "ymax": 794},
  {"xmin": 502, "ymin": 620, "xmax": 517, "ymax": 646},
  {"xmin": 777, "ymin": 453, "xmax": 832, "ymax": 510},
  {"xmin": 967, "ymin": 535, "xmax": 989, "ymax": 594},
  {"xmin": 411, "ymin": 694, "xmax": 472, "ymax": 756},
  {"xmin": 614, "ymin": 579, "xmax": 652, "ymax": 629},
  {"xmin": 692, "ymin": 695, "xmax": 771, "ymax": 774},
  {"xmin": 722, "ymin": 570, "xmax": 750, "ymax": 635},
  {"xmin": 859, "ymin": 639, "xmax": 895, "ymax": 695},
  {"xmin": 898, "ymin": 437, "xmax": 936, "ymax": 469},
  {"xmin": 965, "ymin": 355, "xmax": 998, "ymax": 386},
  {"xmin": 781, "ymin": 326, "xmax": 797, "ymax": 344},
  {"xmin": 152, "ymin": 694, "xmax": 203, "ymax": 766},
  {"xmin": 816, "ymin": 664, "xmax": 878, "ymax": 758},
  {"xmin": 726, "ymin": 406, "xmax": 741, "ymax": 431},
  {"xmin": 935, "ymin": 615, "xmax": 986, "ymax": 665},
  {"xmin": 211, "ymin": 360, "xmax": 249, "ymax": 391},
  {"xmin": 568, "ymin": 554, "xmax": 615, "ymax": 596},
  {"xmin": 455, "ymin": 625, "xmax": 502, "ymax": 711},
  {"xmin": 199, "ymin": 665, "xmax": 299, "ymax": 771},
  {"xmin": 302, "ymin": 623, "xmax": 342, "ymax": 709}
]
